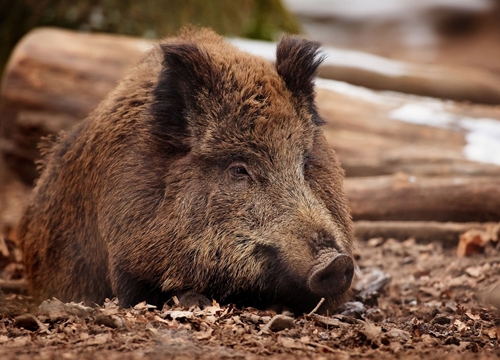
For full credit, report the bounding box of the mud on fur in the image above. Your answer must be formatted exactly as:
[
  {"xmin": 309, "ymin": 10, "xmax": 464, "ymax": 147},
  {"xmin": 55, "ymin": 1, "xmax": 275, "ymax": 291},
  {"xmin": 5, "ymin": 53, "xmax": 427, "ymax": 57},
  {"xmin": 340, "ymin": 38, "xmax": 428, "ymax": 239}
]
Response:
[{"xmin": 18, "ymin": 28, "xmax": 355, "ymax": 314}]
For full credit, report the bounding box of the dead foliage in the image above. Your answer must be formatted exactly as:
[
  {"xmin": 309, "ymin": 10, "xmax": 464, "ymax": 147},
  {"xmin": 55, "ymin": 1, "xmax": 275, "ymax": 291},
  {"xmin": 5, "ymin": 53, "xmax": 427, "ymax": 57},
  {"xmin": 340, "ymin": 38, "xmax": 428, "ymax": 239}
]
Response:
[{"xmin": 1, "ymin": 231, "xmax": 499, "ymax": 359}]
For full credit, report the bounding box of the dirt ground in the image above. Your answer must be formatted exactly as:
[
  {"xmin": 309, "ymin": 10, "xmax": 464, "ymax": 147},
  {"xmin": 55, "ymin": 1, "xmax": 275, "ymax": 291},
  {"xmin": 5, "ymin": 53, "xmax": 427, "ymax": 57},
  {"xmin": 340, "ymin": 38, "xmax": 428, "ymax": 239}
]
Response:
[{"xmin": 1, "ymin": 229, "xmax": 499, "ymax": 360}]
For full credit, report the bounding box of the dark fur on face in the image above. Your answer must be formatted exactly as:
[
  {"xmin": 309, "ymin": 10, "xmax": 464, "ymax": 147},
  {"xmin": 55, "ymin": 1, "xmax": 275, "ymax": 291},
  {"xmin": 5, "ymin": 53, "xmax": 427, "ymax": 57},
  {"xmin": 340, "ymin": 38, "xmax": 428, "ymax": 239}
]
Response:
[{"xmin": 18, "ymin": 28, "xmax": 354, "ymax": 314}]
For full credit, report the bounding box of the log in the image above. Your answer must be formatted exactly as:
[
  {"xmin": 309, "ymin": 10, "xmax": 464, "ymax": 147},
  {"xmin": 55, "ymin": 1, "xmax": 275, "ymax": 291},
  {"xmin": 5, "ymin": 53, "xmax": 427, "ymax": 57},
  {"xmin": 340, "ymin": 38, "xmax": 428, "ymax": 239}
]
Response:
[
  {"xmin": 0, "ymin": 279, "xmax": 28, "ymax": 294},
  {"xmin": 353, "ymin": 220, "xmax": 499, "ymax": 247},
  {"xmin": 315, "ymin": 80, "xmax": 500, "ymax": 178},
  {"xmin": 2, "ymin": 28, "xmax": 500, "ymax": 184},
  {"xmin": 0, "ymin": 28, "xmax": 150, "ymax": 183},
  {"xmin": 345, "ymin": 173, "xmax": 500, "ymax": 222}
]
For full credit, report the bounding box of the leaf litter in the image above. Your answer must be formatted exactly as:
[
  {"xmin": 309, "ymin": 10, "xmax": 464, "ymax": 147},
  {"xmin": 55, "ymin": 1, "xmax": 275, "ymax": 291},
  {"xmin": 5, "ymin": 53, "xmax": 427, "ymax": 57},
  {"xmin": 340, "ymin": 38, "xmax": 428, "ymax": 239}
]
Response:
[{"xmin": 0, "ymin": 232, "xmax": 500, "ymax": 359}]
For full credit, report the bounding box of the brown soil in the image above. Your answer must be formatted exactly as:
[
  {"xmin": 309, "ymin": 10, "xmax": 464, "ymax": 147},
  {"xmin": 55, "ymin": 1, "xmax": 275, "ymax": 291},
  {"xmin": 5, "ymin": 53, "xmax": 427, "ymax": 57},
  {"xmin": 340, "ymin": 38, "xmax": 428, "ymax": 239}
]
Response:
[{"xmin": 1, "ymin": 230, "xmax": 499, "ymax": 359}]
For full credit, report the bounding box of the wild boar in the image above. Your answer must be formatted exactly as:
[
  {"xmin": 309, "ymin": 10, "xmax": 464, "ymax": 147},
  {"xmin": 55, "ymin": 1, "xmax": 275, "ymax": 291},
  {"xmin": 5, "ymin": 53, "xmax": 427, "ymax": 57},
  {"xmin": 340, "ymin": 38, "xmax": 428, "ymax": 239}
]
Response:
[{"xmin": 18, "ymin": 28, "xmax": 354, "ymax": 314}]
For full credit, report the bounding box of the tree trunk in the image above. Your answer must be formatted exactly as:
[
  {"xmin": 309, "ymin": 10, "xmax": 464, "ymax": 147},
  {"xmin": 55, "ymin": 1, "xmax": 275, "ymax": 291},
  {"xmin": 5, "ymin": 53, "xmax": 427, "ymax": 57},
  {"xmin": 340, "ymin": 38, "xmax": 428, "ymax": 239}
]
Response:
[{"xmin": 345, "ymin": 174, "xmax": 500, "ymax": 222}]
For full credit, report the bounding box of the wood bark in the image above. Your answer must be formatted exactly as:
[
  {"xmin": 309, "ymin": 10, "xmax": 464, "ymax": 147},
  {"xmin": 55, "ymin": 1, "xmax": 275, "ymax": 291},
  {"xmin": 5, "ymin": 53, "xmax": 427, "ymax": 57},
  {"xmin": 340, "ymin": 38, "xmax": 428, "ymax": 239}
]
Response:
[
  {"xmin": 345, "ymin": 174, "xmax": 500, "ymax": 222},
  {"xmin": 0, "ymin": 28, "xmax": 148, "ymax": 183},
  {"xmin": 0, "ymin": 279, "xmax": 28, "ymax": 293}
]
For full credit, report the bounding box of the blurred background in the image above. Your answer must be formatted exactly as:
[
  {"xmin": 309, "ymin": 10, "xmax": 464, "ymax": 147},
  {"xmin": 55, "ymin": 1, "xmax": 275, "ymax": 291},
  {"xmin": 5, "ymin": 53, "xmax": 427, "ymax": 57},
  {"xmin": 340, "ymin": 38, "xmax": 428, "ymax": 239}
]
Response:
[
  {"xmin": 0, "ymin": 0, "xmax": 302, "ymax": 74},
  {"xmin": 285, "ymin": 0, "xmax": 500, "ymax": 74},
  {"xmin": 2, "ymin": 0, "xmax": 500, "ymax": 76}
]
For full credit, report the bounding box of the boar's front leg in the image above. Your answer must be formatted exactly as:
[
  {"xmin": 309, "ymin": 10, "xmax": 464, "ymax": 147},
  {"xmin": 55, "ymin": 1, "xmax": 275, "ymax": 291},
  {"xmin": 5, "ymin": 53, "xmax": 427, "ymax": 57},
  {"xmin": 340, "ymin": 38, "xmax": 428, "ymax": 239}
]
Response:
[
  {"xmin": 110, "ymin": 264, "xmax": 211, "ymax": 309},
  {"xmin": 110, "ymin": 264, "xmax": 170, "ymax": 308},
  {"xmin": 176, "ymin": 290, "xmax": 212, "ymax": 308}
]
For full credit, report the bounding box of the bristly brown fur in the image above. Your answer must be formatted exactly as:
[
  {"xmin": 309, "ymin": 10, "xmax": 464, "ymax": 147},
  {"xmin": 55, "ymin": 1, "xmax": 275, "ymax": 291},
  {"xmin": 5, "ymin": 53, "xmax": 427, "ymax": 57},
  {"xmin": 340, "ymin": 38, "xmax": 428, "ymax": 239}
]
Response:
[
  {"xmin": 276, "ymin": 36, "xmax": 325, "ymax": 126},
  {"xmin": 18, "ymin": 28, "xmax": 354, "ymax": 315}
]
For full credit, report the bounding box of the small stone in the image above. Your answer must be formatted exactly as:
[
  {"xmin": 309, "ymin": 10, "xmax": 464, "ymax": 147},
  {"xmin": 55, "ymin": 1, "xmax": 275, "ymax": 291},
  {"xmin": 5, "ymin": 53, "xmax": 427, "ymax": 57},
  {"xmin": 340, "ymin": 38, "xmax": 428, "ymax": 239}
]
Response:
[
  {"xmin": 365, "ymin": 308, "xmax": 385, "ymax": 322},
  {"xmin": 38, "ymin": 299, "xmax": 70, "ymax": 322},
  {"xmin": 355, "ymin": 268, "xmax": 391, "ymax": 298},
  {"xmin": 263, "ymin": 314, "xmax": 294, "ymax": 332},
  {"xmin": 14, "ymin": 314, "xmax": 39, "ymax": 331},
  {"xmin": 338, "ymin": 301, "xmax": 365, "ymax": 317},
  {"xmin": 318, "ymin": 332, "xmax": 329, "ymax": 340}
]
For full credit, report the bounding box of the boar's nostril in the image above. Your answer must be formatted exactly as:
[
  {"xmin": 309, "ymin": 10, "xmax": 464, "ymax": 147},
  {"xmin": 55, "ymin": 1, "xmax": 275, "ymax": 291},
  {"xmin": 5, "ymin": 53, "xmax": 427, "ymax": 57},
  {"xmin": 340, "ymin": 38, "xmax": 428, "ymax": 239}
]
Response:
[{"xmin": 308, "ymin": 254, "xmax": 354, "ymax": 297}]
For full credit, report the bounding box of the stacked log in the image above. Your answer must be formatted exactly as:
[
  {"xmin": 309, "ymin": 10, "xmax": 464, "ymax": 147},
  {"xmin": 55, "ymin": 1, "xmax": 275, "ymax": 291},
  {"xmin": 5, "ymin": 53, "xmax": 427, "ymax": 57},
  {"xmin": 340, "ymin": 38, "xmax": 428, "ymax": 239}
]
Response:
[{"xmin": 1, "ymin": 28, "xmax": 499, "ymax": 245}]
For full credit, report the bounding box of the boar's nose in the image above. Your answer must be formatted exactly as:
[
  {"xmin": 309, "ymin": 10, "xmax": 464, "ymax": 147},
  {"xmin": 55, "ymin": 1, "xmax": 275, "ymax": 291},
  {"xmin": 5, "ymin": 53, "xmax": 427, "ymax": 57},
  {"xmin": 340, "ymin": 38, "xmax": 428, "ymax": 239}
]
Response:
[{"xmin": 308, "ymin": 254, "xmax": 354, "ymax": 297}]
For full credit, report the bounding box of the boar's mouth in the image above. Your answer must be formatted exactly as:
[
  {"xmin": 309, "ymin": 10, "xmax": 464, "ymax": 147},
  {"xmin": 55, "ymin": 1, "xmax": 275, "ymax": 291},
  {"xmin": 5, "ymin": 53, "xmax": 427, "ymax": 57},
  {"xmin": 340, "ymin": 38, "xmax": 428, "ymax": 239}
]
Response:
[{"xmin": 221, "ymin": 244, "xmax": 354, "ymax": 314}]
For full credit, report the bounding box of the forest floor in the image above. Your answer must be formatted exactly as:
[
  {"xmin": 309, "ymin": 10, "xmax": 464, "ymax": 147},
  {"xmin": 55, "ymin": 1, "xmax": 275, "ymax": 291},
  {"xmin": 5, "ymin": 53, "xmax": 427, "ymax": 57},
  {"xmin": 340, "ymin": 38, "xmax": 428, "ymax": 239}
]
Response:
[{"xmin": 0, "ymin": 229, "xmax": 499, "ymax": 359}]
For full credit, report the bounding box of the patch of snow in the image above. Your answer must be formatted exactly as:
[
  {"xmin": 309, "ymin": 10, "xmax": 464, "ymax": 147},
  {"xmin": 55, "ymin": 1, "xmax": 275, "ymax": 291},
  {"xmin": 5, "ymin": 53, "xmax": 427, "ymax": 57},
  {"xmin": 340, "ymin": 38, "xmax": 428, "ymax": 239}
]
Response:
[
  {"xmin": 322, "ymin": 48, "xmax": 409, "ymax": 77},
  {"xmin": 229, "ymin": 38, "xmax": 410, "ymax": 78},
  {"xmin": 315, "ymin": 78, "xmax": 389, "ymax": 105},
  {"xmin": 388, "ymin": 103, "xmax": 457, "ymax": 128},
  {"xmin": 227, "ymin": 38, "xmax": 276, "ymax": 62},
  {"xmin": 389, "ymin": 104, "xmax": 500, "ymax": 165},
  {"xmin": 461, "ymin": 118, "xmax": 500, "ymax": 165}
]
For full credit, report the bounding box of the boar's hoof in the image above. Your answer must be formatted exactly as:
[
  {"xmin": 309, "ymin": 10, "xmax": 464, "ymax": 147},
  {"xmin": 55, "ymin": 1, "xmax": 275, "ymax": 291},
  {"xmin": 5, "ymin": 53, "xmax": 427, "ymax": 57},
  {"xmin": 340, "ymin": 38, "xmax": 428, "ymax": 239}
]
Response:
[
  {"xmin": 308, "ymin": 254, "xmax": 354, "ymax": 297},
  {"xmin": 177, "ymin": 290, "xmax": 212, "ymax": 309}
]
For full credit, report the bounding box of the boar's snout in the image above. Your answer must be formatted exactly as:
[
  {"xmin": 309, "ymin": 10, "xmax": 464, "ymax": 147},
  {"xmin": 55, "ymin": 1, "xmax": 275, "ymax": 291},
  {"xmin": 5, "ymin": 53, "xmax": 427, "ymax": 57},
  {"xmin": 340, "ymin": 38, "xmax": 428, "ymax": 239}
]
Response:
[{"xmin": 308, "ymin": 254, "xmax": 354, "ymax": 297}]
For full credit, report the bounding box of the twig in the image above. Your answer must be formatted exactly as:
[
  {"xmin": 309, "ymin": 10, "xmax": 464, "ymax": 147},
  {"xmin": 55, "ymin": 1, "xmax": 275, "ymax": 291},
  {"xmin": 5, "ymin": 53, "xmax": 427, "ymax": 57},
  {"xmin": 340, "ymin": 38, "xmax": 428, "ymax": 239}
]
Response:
[
  {"xmin": 29, "ymin": 314, "xmax": 51, "ymax": 335},
  {"xmin": 305, "ymin": 341, "xmax": 338, "ymax": 353},
  {"xmin": 308, "ymin": 297, "xmax": 325, "ymax": 316}
]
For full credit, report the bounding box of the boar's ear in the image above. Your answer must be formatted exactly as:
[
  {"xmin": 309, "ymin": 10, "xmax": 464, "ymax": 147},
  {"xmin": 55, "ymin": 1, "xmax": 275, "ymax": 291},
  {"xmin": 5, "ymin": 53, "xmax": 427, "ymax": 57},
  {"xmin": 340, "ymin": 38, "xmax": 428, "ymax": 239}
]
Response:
[
  {"xmin": 276, "ymin": 36, "xmax": 325, "ymax": 125},
  {"xmin": 151, "ymin": 43, "xmax": 216, "ymax": 152}
]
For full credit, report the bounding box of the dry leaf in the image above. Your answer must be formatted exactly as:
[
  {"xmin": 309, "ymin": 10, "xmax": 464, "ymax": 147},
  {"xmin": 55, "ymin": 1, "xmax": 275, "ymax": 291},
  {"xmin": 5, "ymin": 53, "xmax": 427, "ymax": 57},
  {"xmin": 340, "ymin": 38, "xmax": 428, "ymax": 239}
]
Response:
[
  {"xmin": 195, "ymin": 329, "xmax": 214, "ymax": 340},
  {"xmin": 457, "ymin": 228, "xmax": 495, "ymax": 257},
  {"xmin": 486, "ymin": 328, "xmax": 500, "ymax": 340},
  {"xmin": 86, "ymin": 333, "xmax": 110, "ymax": 346},
  {"xmin": 465, "ymin": 312, "xmax": 481, "ymax": 321},
  {"xmin": 454, "ymin": 319, "xmax": 467, "ymax": 333},
  {"xmin": 279, "ymin": 337, "xmax": 303, "ymax": 349},
  {"xmin": 362, "ymin": 322, "xmax": 382, "ymax": 341},
  {"xmin": 465, "ymin": 266, "xmax": 484, "ymax": 278}
]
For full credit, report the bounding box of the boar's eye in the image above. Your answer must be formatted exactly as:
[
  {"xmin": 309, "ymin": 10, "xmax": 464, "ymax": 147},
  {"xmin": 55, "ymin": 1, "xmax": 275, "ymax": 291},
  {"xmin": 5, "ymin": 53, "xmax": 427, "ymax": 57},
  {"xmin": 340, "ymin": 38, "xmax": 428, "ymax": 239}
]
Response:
[{"xmin": 228, "ymin": 163, "xmax": 251, "ymax": 180}]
